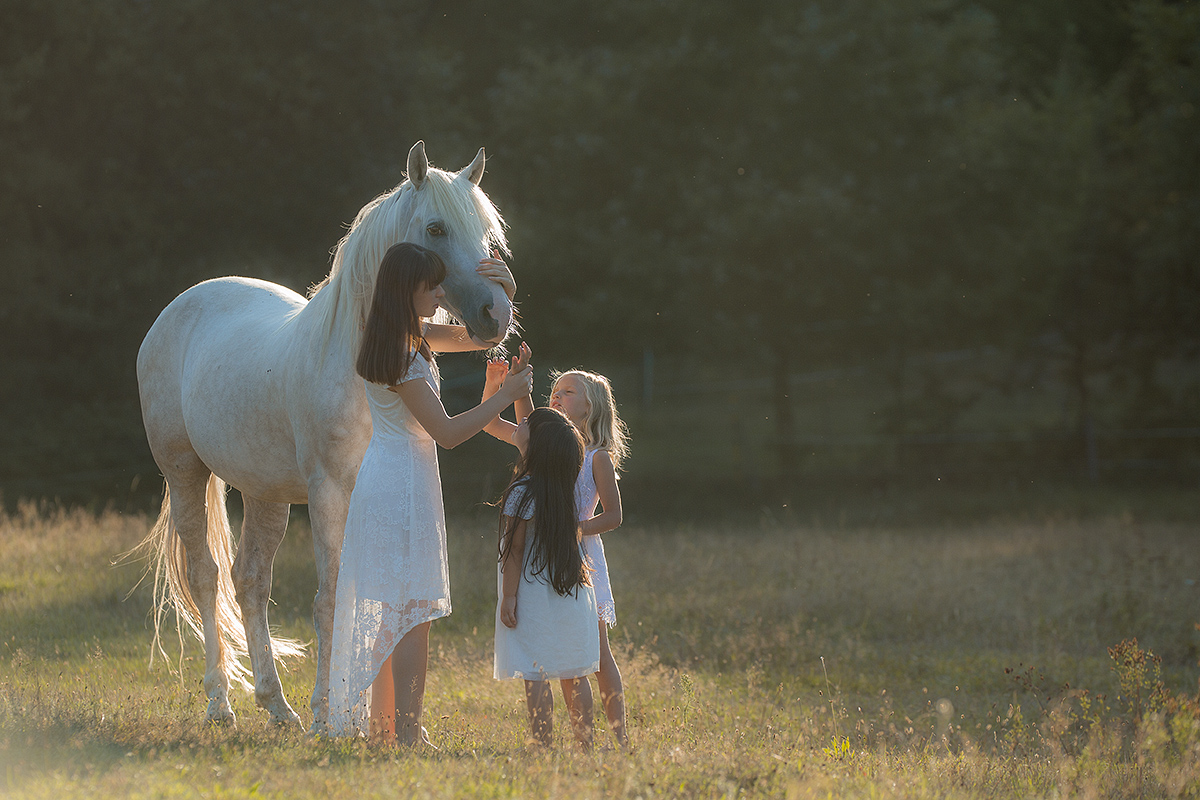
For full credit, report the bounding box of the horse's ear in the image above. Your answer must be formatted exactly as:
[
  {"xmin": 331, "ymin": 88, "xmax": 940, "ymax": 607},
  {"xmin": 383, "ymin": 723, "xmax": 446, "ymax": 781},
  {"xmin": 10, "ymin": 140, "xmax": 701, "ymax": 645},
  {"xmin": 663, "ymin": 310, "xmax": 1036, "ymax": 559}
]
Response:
[
  {"xmin": 407, "ymin": 141, "xmax": 429, "ymax": 189},
  {"xmin": 460, "ymin": 147, "xmax": 485, "ymax": 186}
]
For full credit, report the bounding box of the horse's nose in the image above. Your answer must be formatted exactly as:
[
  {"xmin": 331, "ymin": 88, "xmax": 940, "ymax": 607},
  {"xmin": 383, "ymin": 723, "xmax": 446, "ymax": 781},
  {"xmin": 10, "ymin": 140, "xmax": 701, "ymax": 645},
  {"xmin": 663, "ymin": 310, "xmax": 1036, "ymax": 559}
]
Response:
[{"xmin": 478, "ymin": 304, "xmax": 499, "ymax": 339}]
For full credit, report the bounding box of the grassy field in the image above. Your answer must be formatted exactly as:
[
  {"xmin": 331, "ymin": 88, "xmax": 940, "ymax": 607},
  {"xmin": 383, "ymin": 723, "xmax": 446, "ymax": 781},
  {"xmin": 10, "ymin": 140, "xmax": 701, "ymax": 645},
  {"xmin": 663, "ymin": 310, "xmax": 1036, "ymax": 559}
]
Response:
[{"xmin": 1, "ymin": 500, "xmax": 1198, "ymax": 798}]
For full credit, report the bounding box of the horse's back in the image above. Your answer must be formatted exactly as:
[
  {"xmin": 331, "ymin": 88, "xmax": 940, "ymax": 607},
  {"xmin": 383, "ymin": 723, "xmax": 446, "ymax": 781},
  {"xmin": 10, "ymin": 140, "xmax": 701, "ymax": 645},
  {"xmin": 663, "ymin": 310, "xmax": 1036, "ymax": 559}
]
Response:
[
  {"xmin": 138, "ymin": 277, "xmax": 316, "ymax": 501},
  {"xmin": 141, "ymin": 277, "xmax": 305, "ymax": 353}
]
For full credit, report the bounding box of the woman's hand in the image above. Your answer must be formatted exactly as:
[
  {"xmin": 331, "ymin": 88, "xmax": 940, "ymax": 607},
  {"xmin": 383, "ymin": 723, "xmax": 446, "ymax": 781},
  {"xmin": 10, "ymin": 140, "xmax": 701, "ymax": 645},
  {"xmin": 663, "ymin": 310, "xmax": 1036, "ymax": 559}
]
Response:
[
  {"xmin": 500, "ymin": 363, "xmax": 534, "ymax": 402},
  {"xmin": 477, "ymin": 251, "xmax": 515, "ymax": 301},
  {"xmin": 500, "ymin": 595, "xmax": 518, "ymax": 628}
]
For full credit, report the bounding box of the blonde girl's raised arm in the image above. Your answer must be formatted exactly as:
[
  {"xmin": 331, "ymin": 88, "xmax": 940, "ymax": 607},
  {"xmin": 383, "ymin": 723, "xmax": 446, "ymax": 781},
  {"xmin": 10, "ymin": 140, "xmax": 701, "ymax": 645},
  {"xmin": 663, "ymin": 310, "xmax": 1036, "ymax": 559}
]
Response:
[
  {"xmin": 510, "ymin": 344, "xmax": 535, "ymax": 426},
  {"xmin": 580, "ymin": 449, "xmax": 622, "ymax": 536},
  {"xmin": 499, "ymin": 516, "xmax": 527, "ymax": 628},
  {"xmin": 514, "ymin": 392, "xmax": 534, "ymax": 425}
]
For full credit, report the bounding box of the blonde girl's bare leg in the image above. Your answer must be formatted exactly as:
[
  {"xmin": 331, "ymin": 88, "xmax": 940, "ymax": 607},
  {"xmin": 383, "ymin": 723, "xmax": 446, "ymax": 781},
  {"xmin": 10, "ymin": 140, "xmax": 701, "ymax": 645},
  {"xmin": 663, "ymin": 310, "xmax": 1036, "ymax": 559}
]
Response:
[
  {"xmin": 369, "ymin": 653, "xmax": 397, "ymax": 745},
  {"xmin": 524, "ymin": 680, "xmax": 554, "ymax": 747},
  {"xmin": 391, "ymin": 621, "xmax": 432, "ymax": 746},
  {"xmin": 597, "ymin": 621, "xmax": 628, "ymax": 747},
  {"xmin": 560, "ymin": 676, "xmax": 594, "ymax": 750}
]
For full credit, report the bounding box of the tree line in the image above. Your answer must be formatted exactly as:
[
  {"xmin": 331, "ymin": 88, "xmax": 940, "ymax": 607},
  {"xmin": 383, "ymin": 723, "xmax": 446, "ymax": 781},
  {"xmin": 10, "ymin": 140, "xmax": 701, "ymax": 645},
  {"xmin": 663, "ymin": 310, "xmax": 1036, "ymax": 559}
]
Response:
[{"xmin": 2, "ymin": 0, "xmax": 1197, "ymax": 505}]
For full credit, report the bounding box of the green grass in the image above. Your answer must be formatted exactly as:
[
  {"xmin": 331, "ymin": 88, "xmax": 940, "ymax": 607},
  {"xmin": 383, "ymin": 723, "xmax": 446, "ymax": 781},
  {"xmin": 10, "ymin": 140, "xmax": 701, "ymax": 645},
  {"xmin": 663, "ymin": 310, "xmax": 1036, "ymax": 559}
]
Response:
[{"xmin": 2, "ymin": 500, "xmax": 1199, "ymax": 797}]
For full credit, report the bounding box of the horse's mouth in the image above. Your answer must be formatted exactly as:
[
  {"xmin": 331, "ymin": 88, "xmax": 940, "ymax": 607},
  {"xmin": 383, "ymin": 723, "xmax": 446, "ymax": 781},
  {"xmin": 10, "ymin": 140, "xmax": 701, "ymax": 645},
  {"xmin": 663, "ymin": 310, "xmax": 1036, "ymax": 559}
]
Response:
[
  {"xmin": 464, "ymin": 318, "xmax": 503, "ymax": 345},
  {"xmin": 446, "ymin": 296, "xmax": 507, "ymax": 346}
]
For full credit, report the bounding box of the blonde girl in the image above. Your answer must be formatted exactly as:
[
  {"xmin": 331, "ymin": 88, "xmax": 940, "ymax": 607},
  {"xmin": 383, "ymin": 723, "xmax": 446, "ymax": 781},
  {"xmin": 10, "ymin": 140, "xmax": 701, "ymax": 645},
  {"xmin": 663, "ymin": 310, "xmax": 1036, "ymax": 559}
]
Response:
[{"xmin": 482, "ymin": 362, "xmax": 630, "ymax": 747}]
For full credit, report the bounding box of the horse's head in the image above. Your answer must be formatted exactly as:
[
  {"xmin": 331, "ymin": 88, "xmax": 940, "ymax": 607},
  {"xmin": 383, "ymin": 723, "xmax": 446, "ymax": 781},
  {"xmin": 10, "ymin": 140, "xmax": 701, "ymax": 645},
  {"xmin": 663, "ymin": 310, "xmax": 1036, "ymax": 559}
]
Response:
[
  {"xmin": 319, "ymin": 142, "xmax": 516, "ymax": 356},
  {"xmin": 401, "ymin": 141, "xmax": 514, "ymax": 346}
]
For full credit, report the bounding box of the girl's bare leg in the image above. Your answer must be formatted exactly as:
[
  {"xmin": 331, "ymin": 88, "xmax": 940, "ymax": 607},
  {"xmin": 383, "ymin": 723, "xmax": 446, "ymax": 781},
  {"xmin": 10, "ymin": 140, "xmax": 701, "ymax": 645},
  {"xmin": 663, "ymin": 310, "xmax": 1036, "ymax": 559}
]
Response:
[
  {"xmin": 391, "ymin": 621, "xmax": 432, "ymax": 746},
  {"xmin": 524, "ymin": 680, "xmax": 554, "ymax": 746},
  {"xmin": 369, "ymin": 653, "xmax": 396, "ymax": 744},
  {"xmin": 596, "ymin": 622, "xmax": 628, "ymax": 746},
  {"xmin": 559, "ymin": 676, "xmax": 594, "ymax": 750}
]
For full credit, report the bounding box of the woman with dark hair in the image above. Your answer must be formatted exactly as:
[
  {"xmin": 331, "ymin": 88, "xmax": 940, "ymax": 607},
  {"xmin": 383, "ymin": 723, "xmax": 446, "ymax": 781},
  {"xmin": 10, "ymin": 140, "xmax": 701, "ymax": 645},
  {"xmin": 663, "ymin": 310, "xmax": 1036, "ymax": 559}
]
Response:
[
  {"xmin": 495, "ymin": 407, "xmax": 601, "ymax": 749},
  {"xmin": 328, "ymin": 241, "xmax": 532, "ymax": 746}
]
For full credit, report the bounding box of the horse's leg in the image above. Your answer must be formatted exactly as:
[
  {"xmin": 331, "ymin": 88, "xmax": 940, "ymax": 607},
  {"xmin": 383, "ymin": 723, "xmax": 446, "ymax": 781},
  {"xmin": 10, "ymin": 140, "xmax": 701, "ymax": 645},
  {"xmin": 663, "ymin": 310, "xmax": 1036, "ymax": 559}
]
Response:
[
  {"xmin": 167, "ymin": 462, "xmax": 237, "ymax": 724},
  {"xmin": 232, "ymin": 497, "xmax": 302, "ymax": 727},
  {"xmin": 306, "ymin": 478, "xmax": 351, "ymax": 735}
]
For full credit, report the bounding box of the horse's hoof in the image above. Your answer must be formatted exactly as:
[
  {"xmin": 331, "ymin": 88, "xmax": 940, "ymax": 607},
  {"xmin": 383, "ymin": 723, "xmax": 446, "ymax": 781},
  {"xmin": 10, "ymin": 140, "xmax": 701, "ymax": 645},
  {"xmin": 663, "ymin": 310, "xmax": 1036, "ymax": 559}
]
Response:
[
  {"xmin": 270, "ymin": 708, "xmax": 303, "ymax": 728},
  {"xmin": 257, "ymin": 691, "xmax": 302, "ymax": 728},
  {"xmin": 206, "ymin": 697, "xmax": 236, "ymax": 726},
  {"xmin": 308, "ymin": 720, "xmax": 329, "ymax": 738}
]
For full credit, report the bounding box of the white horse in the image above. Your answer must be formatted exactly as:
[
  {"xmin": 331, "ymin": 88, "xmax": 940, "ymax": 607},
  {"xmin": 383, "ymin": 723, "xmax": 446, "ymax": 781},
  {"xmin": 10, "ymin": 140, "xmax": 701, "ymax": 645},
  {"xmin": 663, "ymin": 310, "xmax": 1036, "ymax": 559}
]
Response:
[{"xmin": 133, "ymin": 142, "xmax": 513, "ymax": 730}]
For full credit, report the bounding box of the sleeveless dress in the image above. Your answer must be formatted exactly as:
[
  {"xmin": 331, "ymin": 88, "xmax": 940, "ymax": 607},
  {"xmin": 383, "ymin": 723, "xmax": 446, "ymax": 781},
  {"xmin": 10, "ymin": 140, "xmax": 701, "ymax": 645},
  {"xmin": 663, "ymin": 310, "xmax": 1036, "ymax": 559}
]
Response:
[
  {"xmin": 494, "ymin": 483, "xmax": 600, "ymax": 681},
  {"xmin": 577, "ymin": 448, "xmax": 616, "ymax": 627},
  {"xmin": 327, "ymin": 352, "xmax": 451, "ymax": 736}
]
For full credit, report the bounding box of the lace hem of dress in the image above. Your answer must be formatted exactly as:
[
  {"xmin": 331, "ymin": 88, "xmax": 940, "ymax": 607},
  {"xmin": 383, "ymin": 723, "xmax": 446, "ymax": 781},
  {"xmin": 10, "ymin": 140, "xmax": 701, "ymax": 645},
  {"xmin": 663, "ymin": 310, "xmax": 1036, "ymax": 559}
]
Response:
[{"xmin": 327, "ymin": 597, "xmax": 451, "ymax": 738}]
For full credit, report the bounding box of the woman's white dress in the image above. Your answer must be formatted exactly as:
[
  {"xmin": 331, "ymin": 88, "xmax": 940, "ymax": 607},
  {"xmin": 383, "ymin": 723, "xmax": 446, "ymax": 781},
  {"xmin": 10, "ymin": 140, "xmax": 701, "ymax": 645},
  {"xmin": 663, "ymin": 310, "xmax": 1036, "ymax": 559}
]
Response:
[
  {"xmin": 327, "ymin": 353, "xmax": 450, "ymax": 736},
  {"xmin": 577, "ymin": 448, "xmax": 616, "ymax": 627},
  {"xmin": 494, "ymin": 483, "xmax": 600, "ymax": 681}
]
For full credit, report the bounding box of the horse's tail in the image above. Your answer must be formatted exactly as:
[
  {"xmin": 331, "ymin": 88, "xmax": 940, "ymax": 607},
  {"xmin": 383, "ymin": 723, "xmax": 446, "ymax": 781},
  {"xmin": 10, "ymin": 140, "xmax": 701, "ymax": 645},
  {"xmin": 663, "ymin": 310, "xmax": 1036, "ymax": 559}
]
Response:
[{"xmin": 128, "ymin": 476, "xmax": 304, "ymax": 690}]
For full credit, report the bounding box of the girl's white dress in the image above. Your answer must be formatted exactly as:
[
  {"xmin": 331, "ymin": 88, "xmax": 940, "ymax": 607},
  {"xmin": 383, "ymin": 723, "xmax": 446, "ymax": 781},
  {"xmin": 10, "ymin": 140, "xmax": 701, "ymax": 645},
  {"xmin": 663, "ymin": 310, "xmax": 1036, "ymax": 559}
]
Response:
[
  {"xmin": 577, "ymin": 448, "xmax": 616, "ymax": 627},
  {"xmin": 327, "ymin": 353, "xmax": 451, "ymax": 736},
  {"xmin": 494, "ymin": 483, "xmax": 600, "ymax": 681}
]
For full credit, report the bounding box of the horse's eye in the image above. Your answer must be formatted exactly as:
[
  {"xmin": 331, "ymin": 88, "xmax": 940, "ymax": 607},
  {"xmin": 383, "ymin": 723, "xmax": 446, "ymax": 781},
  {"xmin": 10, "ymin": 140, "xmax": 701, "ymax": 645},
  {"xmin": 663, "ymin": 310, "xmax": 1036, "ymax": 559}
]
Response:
[{"xmin": 426, "ymin": 222, "xmax": 446, "ymax": 237}]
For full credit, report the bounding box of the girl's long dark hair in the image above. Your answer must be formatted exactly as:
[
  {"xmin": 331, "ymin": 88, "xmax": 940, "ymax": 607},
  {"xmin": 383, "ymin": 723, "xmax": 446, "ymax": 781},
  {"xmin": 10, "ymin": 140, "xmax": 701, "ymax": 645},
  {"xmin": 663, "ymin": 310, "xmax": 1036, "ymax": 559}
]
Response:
[
  {"xmin": 498, "ymin": 408, "xmax": 589, "ymax": 596},
  {"xmin": 356, "ymin": 241, "xmax": 447, "ymax": 385}
]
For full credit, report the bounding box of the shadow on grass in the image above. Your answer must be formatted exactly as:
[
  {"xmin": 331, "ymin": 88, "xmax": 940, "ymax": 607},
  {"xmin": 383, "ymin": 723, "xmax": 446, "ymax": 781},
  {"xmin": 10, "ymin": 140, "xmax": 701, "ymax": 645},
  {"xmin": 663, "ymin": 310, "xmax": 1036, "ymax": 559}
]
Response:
[
  {"xmin": 0, "ymin": 695, "xmax": 525, "ymax": 797},
  {"xmin": 1, "ymin": 571, "xmax": 321, "ymax": 666}
]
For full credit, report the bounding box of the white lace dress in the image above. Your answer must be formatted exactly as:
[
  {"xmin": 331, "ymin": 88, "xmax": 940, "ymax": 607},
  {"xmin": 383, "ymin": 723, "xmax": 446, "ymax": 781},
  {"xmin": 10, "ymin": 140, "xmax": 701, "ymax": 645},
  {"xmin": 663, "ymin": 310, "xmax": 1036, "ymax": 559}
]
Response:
[
  {"xmin": 327, "ymin": 353, "xmax": 450, "ymax": 736},
  {"xmin": 577, "ymin": 448, "xmax": 616, "ymax": 627},
  {"xmin": 494, "ymin": 483, "xmax": 600, "ymax": 681}
]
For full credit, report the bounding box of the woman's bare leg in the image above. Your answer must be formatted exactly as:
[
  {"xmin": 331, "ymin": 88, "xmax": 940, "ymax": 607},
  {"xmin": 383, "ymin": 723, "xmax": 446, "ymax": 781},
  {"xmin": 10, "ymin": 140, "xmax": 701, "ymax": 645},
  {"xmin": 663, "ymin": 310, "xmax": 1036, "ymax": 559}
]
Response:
[
  {"xmin": 369, "ymin": 653, "xmax": 396, "ymax": 744},
  {"xmin": 596, "ymin": 622, "xmax": 628, "ymax": 746},
  {"xmin": 391, "ymin": 621, "xmax": 431, "ymax": 746},
  {"xmin": 560, "ymin": 676, "xmax": 594, "ymax": 750},
  {"xmin": 524, "ymin": 680, "xmax": 554, "ymax": 746}
]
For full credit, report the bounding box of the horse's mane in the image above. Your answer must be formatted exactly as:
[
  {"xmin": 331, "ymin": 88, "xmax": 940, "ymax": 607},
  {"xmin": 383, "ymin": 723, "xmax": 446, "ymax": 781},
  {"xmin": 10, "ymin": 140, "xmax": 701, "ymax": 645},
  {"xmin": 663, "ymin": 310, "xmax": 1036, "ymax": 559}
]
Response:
[{"xmin": 295, "ymin": 166, "xmax": 508, "ymax": 362}]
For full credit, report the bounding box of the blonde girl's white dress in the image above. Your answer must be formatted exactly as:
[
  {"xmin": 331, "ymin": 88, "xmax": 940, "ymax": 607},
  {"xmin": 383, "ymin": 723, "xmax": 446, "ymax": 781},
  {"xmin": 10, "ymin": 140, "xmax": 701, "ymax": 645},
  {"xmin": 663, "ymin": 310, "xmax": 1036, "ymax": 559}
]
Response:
[
  {"xmin": 327, "ymin": 352, "xmax": 451, "ymax": 737},
  {"xmin": 576, "ymin": 447, "xmax": 616, "ymax": 627},
  {"xmin": 494, "ymin": 482, "xmax": 600, "ymax": 681}
]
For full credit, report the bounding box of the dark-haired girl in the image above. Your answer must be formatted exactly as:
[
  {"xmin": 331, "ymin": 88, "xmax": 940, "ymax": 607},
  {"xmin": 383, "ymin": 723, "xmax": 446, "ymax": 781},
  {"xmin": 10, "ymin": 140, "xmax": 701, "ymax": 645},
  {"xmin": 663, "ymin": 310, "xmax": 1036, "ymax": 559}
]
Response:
[
  {"xmin": 494, "ymin": 407, "xmax": 601, "ymax": 748},
  {"xmin": 327, "ymin": 241, "xmax": 532, "ymax": 746}
]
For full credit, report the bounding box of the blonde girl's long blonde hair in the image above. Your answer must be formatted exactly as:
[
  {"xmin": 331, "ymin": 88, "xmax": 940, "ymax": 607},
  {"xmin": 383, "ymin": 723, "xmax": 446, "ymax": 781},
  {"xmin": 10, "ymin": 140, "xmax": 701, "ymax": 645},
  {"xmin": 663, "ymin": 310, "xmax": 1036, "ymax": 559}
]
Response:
[{"xmin": 552, "ymin": 369, "xmax": 629, "ymax": 471}]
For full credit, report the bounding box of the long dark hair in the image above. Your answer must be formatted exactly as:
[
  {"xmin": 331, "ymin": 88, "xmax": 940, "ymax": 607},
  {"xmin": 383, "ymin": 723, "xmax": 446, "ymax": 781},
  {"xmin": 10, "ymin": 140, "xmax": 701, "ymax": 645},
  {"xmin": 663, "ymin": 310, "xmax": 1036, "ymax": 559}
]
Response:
[
  {"xmin": 356, "ymin": 241, "xmax": 447, "ymax": 385},
  {"xmin": 498, "ymin": 408, "xmax": 588, "ymax": 596}
]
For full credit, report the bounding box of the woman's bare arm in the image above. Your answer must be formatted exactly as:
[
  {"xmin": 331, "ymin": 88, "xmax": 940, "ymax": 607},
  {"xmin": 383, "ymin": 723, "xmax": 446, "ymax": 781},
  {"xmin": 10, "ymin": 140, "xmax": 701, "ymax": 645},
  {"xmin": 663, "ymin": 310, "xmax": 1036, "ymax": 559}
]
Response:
[{"xmin": 394, "ymin": 363, "xmax": 532, "ymax": 449}]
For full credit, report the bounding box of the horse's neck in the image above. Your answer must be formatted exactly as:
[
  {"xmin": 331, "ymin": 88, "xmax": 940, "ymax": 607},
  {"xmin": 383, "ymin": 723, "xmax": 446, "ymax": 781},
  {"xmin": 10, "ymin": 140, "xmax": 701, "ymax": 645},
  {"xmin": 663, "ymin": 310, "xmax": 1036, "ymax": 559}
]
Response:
[
  {"xmin": 290, "ymin": 282, "xmax": 360, "ymax": 376},
  {"xmin": 292, "ymin": 187, "xmax": 411, "ymax": 375}
]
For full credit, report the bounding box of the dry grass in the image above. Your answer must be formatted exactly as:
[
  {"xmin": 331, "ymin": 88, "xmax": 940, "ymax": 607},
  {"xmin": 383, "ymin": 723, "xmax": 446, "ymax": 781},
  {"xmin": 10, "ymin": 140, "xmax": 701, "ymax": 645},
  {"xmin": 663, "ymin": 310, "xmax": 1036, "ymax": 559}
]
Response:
[{"xmin": 1, "ymin": 500, "xmax": 1198, "ymax": 798}]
